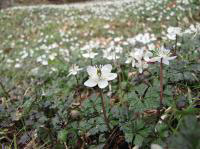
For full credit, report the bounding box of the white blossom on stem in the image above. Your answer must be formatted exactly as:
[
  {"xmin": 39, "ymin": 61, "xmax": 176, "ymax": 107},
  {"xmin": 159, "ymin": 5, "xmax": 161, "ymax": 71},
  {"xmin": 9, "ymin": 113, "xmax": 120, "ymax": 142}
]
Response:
[
  {"xmin": 84, "ymin": 64, "xmax": 117, "ymax": 89},
  {"xmin": 68, "ymin": 64, "xmax": 82, "ymax": 77},
  {"xmin": 150, "ymin": 46, "xmax": 176, "ymax": 65}
]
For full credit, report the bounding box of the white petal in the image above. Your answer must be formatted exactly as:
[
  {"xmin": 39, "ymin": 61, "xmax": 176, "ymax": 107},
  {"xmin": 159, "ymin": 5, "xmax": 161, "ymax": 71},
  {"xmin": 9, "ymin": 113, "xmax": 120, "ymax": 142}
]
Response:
[
  {"xmin": 84, "ymin": 79, "xmax": 97, "ymax": 87},
  {"xmin": 101, "ymin": 64, "xmax": 112, "ymax": 73},
  {"xmin": 162, "ymin": 58, "xmax": 169, "ymax": 65},
  {"xmin": 98, "ymin": 80, "xmax": 108, "ymax": 89},
  {"xmin": 132, "ymin": 146, "xmax": 139, "ymax": 149},
  {"xmin": 67, "ymin": 72, "xmax": 72, "ymax": 77},
  {"xmin": 82, "ymin": 53, "xmax": 89, "ymax": 58},
  {"xmin": 105, "ymin": 73, "xmax": 117, "ymax": 81},
  {"xmin": 150, "ymin": 57, "xmax": 161, "ymax": 62},
  {"xmin": 125, "ymin": 58, "xmax": 131, "ymax": 64},
  {"xmin": 144, "ymin": 51, "xmax": 153, "ymax": 61},
  {"xmin": 132, "ymin": 60, "xmax": 136, "ymax": 67},
  {"xmin": 151, "ymin": 144, "xmax": 163, "ymax": 149},
  {"xmin": 87, "ymin": 66, "xmax": 97, "ymax": 76},
  {"xmin": 139, "ymin": 68, "xmax": 143, "ymax": 73},
  {"xmin": 167, "ymin": 56, "xmax": 177, "ymax": 60},
  {"xmin": 90, "ymin": 52, "xmax": 98, "ymax": 58}
]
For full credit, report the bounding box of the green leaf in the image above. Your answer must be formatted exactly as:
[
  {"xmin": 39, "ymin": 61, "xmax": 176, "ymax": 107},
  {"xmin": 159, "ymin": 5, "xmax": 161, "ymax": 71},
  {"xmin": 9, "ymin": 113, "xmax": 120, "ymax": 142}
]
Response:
[
  {"xmin": 124, "ymin": 132, "xmax": 134, "ymax": 143},
  {"xmin": 168, "ymin": 116, "xmax": 200, "ymax": 149},
  {"xmin": 58, "ymin": 129, "xmax": 68, "ymax": 142},
  {"xmin": 134, "ymin": 134, "xmax": 144, "ymax": 146}
]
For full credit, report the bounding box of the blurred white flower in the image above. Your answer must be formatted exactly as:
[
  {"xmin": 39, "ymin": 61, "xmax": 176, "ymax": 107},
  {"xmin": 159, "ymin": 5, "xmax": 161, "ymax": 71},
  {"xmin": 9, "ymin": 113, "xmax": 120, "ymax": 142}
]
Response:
[
  {"xmin": 103, "ymin": 50, "xmax": 119, "ymax": 60},
  {"xmin": 68, "ymin": 64, "xmax": 82, "ymax": 77},
  {"xmin": 166, "ymin": 26, "xmax": 182, "ymax": 40},
  {"xmin": 31, "ymin": 67, "xmax": 39, "ymax": 76},
  {"xmin": 82, "ymin": 50, "xmax": 98, "ymax": 59},
  {"xmin": 151, "ymin": 144, "xmax": 163, "ymax": 149},
  {"xmin": 84, "ymin": 64, "xmax": 117, "ymax": 89},
  {"xmin": 184, "ymin": 23, "xmax": 200, "ymax": 38},
  {"xmin": 135, "ymin": 32, "xmax": 156, "ymax": 44},
  {"xmin": 125, "ymin": 50, "xmax": 137, "ymax": 67},
  {"xmin": 15, "ymin": 63, "xmax": 22, "ymax": 68},
  {"xmin": 150, "ymin": 46, "xmax": 176, "ymax": 65},
  {"xmin": 37, "ymin": 55, "xmax": 48, "ymax": 65},
  {"xmin": 136, "ymin": 60, "xmax": 149, "ymax": 73},
  {"xmin": 81, "ymin": 41, "xmax": 99, "ymax": 59},
  {"xmin": 103, "ymin": 24, "xmax": 110, "ymax": 29},
  {"xmin": 133, "ymin": 144, "xmax": 162, "ymax": 149},
  {"xmin": 49, "ymin": 53, "xmax": 57, "ymax": 60},
  {"xmin": 126, "ymin": 48, "xmax": 153, "ymax": 73},
  {"xmin": 41, "ymin": 60, "xmax": 48, "ymax": 66},
  {"xmin": 127, "ymin": 37, "xmax": 136, "ymax": 46},
  {"xmin": 147, "ymin": 43, "xmax": 156, "ymax": 51}
]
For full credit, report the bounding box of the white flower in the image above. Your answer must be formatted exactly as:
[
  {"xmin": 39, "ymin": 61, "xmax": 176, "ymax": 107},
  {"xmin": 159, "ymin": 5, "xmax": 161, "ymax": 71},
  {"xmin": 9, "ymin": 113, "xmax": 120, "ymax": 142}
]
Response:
[
  {"xmin": 151, "ymin": 144, "xmax": 163, "ymax": 149},
  {"xmin": 41, "ymin": 60, "xmax": 48, "ymax": 66},
  {"xmin": 31, "ymin": 67, "xmax": 39, "ymax": 76},
  {"xmin": 184, "ymin": 23, "xmax": 200, "ymax": 38},
  {"xmin": 127, "ymin": 37, "xmax": 136, "ymax": 46},
  {"xmin": 84, "ymin": 64, "xmax": 117, "ymax": 89},
  {"xmin": 49, "ymin": 53, "xmax": 57, "ymax": 61},
  {"xmin": 103, "ymin": 50, "xmax": 119, "ymax": 60},
  {"xmin": 126, "ymin": 48, "xmax": 153, "ymax": 73},
  {"xmin": 135, "ymin": 33, "xmax": 156, "ymax": 44},
  {"xmin": 150, "ymin": 46, "xmax": 176, "ymax": 65},
  {"xmin": 133, "ymin": 144, "xmax": 162, "ymax": 149},
  {"xmin": 147, "ymin": 43, "xmax": 156, "ymax": 51},
  {"xmin": 125, "ymin": 51, "xmax": 137, "ymax": 67},
  {"xmin": 135, "ymin": 60, "xmax": 149, "ymax": 73},
  {"xmin": 103, "ymin": 24, "xmax": 110, "ymax": 29},
  {"xmin": 166, "ymin": 26, "xmax": 182, "ymax": 40},
  {"xmin": 82, "ymin": 50, "xmax": 98, "ymax": 59},
  {"xmin": 15, "ymin": 63, "xmax": 22, "ymax": 68},
  {"xmin": 81, "ymin": 42, "xmax": 99, "ymax": 59},
  {"xmin": 68, "ymin": 64, "xmax": 82, "ymax": 77}
]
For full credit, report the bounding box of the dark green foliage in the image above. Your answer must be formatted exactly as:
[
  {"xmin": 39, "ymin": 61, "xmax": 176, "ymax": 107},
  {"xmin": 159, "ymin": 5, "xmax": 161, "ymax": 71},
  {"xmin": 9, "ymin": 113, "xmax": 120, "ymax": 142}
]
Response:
[{"xmin": 168, "ymin": 116, "xmax": 200, "ymax": 149}]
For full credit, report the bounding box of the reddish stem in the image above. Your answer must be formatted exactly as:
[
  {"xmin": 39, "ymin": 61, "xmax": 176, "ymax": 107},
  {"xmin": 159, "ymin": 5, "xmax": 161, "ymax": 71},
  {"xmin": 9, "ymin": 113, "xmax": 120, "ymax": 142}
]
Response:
[
  {"xmin": 99, "ymin": 89, "xmax": 111, "ymax": 131},
  {"xmin": 160, "ymin": 58, "xmax": 164, "ymax": 107}
]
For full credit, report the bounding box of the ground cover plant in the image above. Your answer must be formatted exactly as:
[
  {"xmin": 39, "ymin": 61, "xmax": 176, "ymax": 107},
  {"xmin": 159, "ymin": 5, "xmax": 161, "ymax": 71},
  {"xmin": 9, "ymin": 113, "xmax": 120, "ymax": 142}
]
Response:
[{"xmin": 0, "ymin": 0, "xmax": 200, "ymax": 148}]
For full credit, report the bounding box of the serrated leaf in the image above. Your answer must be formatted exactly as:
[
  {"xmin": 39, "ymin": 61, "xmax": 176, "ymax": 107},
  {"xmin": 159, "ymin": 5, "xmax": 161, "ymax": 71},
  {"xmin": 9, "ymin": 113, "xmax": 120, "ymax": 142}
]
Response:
[
  {"xmin": 124, "ymin": 132, "xmax": 134, "ymax": 143},
  {"xmin": 134, "ymin": 134, "xmax": 144, "ymax": 146}
]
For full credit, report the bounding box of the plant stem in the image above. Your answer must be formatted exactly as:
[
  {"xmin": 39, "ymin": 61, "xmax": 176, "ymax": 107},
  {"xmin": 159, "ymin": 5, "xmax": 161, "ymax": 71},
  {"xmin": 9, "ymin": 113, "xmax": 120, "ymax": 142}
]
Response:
[
  {"xmin": 0, "ymin": 80, "xmax": 10, "ymax": 100},
  {"xmin": 160, "ymin": 58, "xmax": 164, "ymax": 107},
  {"xmin": 75, "ymin": 75, "xmax": 82, "ymax": 100},
  {"xmin": 90, "ymin": 59, "xmax": 93, "ymax": 66},
  {"xmin": 75, "ymin": 75, "xmax": 79, "ymax": 85},
  {"xmin": 99, "ymin": 89, "xmax": 111, "ymax": 131},
  {"xmin": 174, "ymin": 34, "xmax": 178, "ymax": 54}
]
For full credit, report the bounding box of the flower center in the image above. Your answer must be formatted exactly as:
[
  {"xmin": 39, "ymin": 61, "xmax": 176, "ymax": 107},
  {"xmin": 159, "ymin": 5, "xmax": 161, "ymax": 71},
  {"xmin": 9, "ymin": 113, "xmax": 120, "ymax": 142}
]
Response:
[{"xmin": 97, "ymin": 68, "xmax": 102, "ymax": 77}]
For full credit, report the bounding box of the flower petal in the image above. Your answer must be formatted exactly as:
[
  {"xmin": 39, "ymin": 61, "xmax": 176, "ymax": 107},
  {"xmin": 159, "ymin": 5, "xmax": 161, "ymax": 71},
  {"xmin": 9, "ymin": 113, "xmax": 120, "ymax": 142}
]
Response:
[
  {"xmin": 139, "ymin": 68, "xmax": 143, "ymax": 73},
  {"xmin": 125, "ymin": 58, "xmax": 131, "ymax": 64},
  {"xmin": 84, "ymin": 79, "xmax": 97, "ymax": 87},
  {"xmin": 101, "ymin": 64, "xmax": 112, "ymax": 73},
  {"xmin": 162, "ymin": 58, "xmax": 169, "ymax": 65},
  {"xmin": 98, "ymin": 80, "xmax": 108, "ymax": 89},
  {"xmin": 150, "ymin": 57, "xmax": 161, "ymax": 62},
  {"xmin": 106, "ymin": 73, "xmax": 117, "ymax": 81},
  {"xmin": 151, "ymin": 144, "xmax": 163, "ymax": 149},
  {"xmin": 87, "ymin": 66, "xmax": 97, "ymax": 77},
  {"xmin": 132, "ymin": 60, "xmax": 136, "ymax": 67},
  {"xmin": 167, "ymin": 56, "xmax": 177, "ymax": 60}
]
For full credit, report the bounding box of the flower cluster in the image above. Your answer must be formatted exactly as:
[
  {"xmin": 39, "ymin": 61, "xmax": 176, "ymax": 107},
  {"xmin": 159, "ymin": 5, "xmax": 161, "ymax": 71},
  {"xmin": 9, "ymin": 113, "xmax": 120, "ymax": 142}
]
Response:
[{"xmin": 126, "ymin": 47, "xmax": 153, "ymax": 73}]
